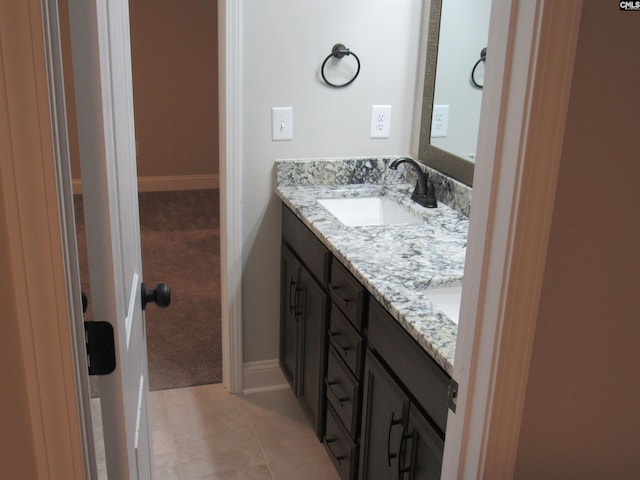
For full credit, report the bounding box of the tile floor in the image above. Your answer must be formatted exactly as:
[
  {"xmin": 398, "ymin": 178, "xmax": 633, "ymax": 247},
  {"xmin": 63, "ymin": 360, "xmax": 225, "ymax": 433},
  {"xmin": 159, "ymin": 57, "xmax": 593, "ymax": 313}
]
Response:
[{"xmin": 91, "ymin": 384, "xmax": 340, "ymax": 479}]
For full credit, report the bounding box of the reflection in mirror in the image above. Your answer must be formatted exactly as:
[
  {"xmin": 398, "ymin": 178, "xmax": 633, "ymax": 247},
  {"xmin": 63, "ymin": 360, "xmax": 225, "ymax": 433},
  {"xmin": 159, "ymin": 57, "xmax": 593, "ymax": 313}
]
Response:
[
  {"xmin": 432, "ymin": 0, "xmax": 491, "ymax": 159},
  {"xmin": 418, "ymin": 0, "xmax": 492, "ymax": 187}
]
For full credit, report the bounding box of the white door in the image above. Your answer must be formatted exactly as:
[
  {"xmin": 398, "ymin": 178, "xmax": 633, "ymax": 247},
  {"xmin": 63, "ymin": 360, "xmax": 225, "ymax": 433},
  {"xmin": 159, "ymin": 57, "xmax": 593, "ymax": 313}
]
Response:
[{"xmin": 68, "ymin": 1, "xmax": 158, "ymax": 478}]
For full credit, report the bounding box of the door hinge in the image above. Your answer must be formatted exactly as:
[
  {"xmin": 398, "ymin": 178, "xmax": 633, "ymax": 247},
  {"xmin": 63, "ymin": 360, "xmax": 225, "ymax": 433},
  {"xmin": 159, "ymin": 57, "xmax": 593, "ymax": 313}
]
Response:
[
  {"xmin": 85, "ymin": 321, "xmax": 116, "ymax": 376},
  {"xmin": 448, "ymin": 378, "xmax": 459, "ymax": 413}
]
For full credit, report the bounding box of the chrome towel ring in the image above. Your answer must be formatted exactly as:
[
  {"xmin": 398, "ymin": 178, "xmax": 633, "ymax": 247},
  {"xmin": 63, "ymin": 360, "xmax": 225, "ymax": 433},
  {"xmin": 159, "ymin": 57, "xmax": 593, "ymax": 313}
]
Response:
[{"xmin": 321, "ymin": 43, "xmax": 361, "ymax": 88}]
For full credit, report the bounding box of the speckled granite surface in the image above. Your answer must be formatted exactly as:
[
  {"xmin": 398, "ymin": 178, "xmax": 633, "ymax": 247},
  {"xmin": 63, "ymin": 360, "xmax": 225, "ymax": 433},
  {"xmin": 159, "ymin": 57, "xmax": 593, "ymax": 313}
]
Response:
[
  {"xmin": 275, "ymin": 157, "xmax": 470, "ymax": 375},
  {"xmin": 276, "ymin": 156, "xmax": 471, "ymax": 217}
]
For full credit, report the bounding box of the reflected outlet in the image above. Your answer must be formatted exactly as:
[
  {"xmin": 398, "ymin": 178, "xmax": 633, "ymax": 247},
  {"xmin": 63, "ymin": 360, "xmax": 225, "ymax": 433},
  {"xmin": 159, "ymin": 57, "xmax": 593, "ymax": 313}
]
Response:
[{"xmin": 431, "ymin": 105, "xmax": 449, "ymax": 137}]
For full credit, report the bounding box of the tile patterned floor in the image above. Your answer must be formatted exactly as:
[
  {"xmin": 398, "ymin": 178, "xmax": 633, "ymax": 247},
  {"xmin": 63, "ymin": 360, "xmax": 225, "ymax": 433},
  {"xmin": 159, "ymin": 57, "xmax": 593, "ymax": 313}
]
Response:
[{"xmin": 91, "ymin": 384, "xmax": 339, "ymax": 479}]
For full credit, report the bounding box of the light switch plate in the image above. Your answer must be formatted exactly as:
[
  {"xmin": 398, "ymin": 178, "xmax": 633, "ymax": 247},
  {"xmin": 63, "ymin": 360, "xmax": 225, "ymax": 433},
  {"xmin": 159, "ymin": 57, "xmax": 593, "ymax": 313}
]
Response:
[{"xmin": 272, "ymin": 107, "xmax": 293, "ymax": 141}]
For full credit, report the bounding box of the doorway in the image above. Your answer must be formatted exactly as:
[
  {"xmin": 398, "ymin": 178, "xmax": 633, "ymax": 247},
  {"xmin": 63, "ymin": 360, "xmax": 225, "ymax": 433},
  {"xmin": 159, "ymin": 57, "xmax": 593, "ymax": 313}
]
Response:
[
  {"xmin": 127, "ymin": 0, "xmax": 222, "ymax": 392},
  {"xmin": 61, "ymin": 0, "xmax": 223, "ymax": 394}
]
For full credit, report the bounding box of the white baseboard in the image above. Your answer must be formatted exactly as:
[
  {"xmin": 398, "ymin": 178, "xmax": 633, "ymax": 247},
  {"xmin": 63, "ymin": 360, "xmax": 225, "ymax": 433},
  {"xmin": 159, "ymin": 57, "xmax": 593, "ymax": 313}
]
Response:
[
  {"xmin": 72, "ymin": 173, "xmax": 219, "ymax": 195},
  {"xmin": 242, "ymin": 359, "xmax": 288, "ymax": 394}
]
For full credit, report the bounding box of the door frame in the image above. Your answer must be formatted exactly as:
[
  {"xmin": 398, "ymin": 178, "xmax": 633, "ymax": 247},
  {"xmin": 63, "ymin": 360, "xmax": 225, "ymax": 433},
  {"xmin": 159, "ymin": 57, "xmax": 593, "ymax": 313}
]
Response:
[
  {"xmin": 218, "ymin": 0, "xmax": 244, "ymax": 394},
  {"xmin": 0, "ymin": 0, "xmax": 90, "ymax": 478},
  {"xmin": 442, "ymin": 0, "xmax": 583, "ymax": 477}
]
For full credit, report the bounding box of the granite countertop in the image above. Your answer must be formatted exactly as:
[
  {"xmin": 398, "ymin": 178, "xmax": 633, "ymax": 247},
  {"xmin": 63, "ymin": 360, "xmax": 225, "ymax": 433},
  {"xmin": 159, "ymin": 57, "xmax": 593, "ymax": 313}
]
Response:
[{"xmin": 275, "ymin": 157, "xmax": 470, "ymax": 375}]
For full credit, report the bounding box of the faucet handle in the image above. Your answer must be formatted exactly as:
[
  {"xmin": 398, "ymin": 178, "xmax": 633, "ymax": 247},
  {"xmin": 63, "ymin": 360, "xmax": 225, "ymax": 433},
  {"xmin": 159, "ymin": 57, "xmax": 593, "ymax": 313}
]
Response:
[
  {"xmin": 425, "ymin": 183, "xmax": 437, "ymax": 208},
  {"xmin": 411, "ymin": 174, "xmax": 437, "ymax": 208},
  {"xmin": 410, "ymin": 187, "xmax": 437, "ymax": 208}
]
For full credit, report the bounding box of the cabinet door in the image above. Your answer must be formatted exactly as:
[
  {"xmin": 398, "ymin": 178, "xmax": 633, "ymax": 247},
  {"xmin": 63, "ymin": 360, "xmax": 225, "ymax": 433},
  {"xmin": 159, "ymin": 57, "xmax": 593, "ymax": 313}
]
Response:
[
  {"xmin": 280, "ymin": 244, "xmax": 302, "ymax": 393},
  {"xmin": 359, "ymin": 351, "xmax": 409, "ymax": 480},
  {"xmin": 403, "ymin": 406, "xmax": 444, "ymax": 480},
  {"xmin": 299, "ymin": 266, "xmax": 328, "ymax": 438}
]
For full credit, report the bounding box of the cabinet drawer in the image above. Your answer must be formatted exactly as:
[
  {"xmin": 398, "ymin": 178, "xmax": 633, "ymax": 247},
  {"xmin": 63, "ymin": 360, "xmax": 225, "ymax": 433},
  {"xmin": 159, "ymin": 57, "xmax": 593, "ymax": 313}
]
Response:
[
  {"xmin": 328, "ymin": 304, "xmax": 364, "ymax": 379},
  {"xmin": 367, "ymin": 298, "xmax": 450, "ymax": 435},
  {"xmin": 326, "ymin": 345, "xmax": 360, "ymax": 439},
  {"xmin": 328, "ymin": 258, "xmax": 366, "ymax": 330},
  {"xmin": 324, "ymin": 404, "xmax": 358, "ymax": 480},
  {"xmin": 282, "ymin": 205, "xmax": 330, "ymax": 285}
]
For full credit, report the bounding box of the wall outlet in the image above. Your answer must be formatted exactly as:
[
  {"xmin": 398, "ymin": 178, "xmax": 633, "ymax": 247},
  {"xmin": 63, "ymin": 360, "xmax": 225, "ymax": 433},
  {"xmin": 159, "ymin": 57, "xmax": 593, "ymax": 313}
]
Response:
[
  {"xmin": 272, "ymin": 107, "xmax": 293, "ymax": 141},
  {"xmin": 370, "ymin": 105, "xmax": 391, "ymax": 138},
  {"xmin": 431, "ymin": 105, "xmax": 449, "ymax": 138}
]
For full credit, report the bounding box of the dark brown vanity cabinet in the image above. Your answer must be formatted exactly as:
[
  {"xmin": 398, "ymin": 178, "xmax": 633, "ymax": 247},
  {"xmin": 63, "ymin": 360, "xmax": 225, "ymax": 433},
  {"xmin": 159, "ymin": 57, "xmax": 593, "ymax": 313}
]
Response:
[
  {"xmin": 360, "ymin": 298, "xmax": 448, "ymax": 479},
  {"xmin": 359, "ymin": 351, "xmax": 444, "ymax": 479},
  {"xmin": 404, "ymin": 405, "xmax": 446, "ymax": 479},
  {"xmin": 359, "ymin": 350, "xmax": 410, "ymax": 479},
  {"xmin": 279, "ymin": 204, "xmax": 450, "ymax": 479},
  {"xmin": 322, "ymin": 258, "xmax": 367, "ymax": 479},
  {"xmin": 280, "ymin": 206, "xmax": 331, "ymax": 438},
  {"xmin": 279, "ymin": 244, "xmax": 301, "ymax": 390}
]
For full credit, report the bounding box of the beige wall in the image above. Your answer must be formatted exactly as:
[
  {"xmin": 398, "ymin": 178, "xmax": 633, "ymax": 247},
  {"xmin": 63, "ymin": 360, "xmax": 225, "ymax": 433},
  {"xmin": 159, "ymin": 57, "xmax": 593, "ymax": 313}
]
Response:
[
  {"xmin": 514, "ymin": 2, "xmax": 640, "ymax": 477},
  {"xmin": 129, "ymin": 0, "xmax": 218, "ymax": 178},
  {"xmin": 66, "ymin": 0, "xmax": 218, "ymax": 180},
  {"xmin": 240, "ymin": 0, "xmax": 425, "ymax": 363}
]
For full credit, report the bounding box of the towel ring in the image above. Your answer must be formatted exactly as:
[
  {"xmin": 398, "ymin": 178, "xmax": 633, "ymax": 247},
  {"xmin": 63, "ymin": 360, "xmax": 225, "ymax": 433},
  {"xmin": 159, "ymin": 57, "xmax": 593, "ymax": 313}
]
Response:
[
  {"xmin": 321, "ymin": 43, "xmax": 361, "ymax": 88},
  {"xmin": 471, "ymin": 47, "xmax": 487, "ymax": 89}
]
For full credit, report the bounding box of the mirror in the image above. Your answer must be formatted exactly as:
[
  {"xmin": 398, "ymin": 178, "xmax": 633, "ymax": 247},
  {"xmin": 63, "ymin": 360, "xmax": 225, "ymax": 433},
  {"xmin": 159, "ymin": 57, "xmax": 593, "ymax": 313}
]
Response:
[{"xmin": 418, "ymin": 0, "xmax": 492, "ymax": 187}]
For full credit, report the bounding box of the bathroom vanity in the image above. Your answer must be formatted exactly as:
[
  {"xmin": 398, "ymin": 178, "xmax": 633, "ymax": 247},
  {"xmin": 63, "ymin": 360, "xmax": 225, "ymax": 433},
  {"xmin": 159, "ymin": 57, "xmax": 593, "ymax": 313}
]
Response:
[{"xmin": 276, "ymin": 157, "xmax": 470, "ymax": 479}]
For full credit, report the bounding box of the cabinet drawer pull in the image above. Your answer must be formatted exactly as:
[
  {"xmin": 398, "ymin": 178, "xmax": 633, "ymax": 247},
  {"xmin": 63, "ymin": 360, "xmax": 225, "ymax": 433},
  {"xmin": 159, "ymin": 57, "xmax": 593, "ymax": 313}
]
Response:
[
  {"xmin": 325, "ymin": 437, "xmax": 346, "ymax": 462},
  {"xmin": 328, "ymin": 284, "xmax": 351, "ymax": 308},
  {"xmin": 325, "ymin": 379, "xmax": 350, "ymax": 407},
  {"xmin": 328, "ymin": 329, "xmax": 351, "ymax": 355}
]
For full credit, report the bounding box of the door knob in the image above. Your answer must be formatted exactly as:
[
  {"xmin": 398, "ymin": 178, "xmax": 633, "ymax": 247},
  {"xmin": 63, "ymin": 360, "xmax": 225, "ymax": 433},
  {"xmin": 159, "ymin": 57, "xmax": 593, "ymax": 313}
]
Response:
[{"xmin": 141, "ymin": 282, "xmax": 171, "ymax": 310}]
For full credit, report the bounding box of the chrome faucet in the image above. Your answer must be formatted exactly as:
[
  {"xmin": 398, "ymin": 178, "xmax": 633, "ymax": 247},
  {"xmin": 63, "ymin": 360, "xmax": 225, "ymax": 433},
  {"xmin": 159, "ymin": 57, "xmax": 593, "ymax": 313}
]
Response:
[{"xmin": 388, "ymin": 157, "xmax": 437, "ymax": 208}]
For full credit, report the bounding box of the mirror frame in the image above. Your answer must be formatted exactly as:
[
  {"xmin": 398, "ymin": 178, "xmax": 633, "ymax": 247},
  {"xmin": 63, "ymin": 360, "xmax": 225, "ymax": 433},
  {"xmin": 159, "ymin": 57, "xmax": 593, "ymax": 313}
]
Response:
[{"xmin": 417, "ymin": 0, "xmax": 475, "ymax": 187}]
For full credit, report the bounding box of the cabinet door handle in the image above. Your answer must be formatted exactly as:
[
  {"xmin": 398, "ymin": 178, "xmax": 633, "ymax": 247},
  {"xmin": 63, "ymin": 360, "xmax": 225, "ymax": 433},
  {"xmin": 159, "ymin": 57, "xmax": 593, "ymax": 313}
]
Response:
[
  {"xmin": 294, "ymin": 282, "xmax": 304, "ymax": 317},
  {"xmin": 328, "ymin": 284, "xmax": 351, "ymax": 308},
  {"xmin": 387, "ymin": 411, "xmax": 404, "ymax": 468},
  {"xmin": 325, "ymin": 379, "xmax": 350, "ymax": 407},
  {"xmin": 288, "ymin": 277, "xmax": 296, "ymax": 314},
  {"xmin": 328, "ymin": 329, "xmax": 351, "ymax": 355},
  {"xmin": 325, "ymin": 437, "xmax": 346, "ymax": 462},
  {"xmin": 398, "ymin": 430, "xmax": 414, "ymax": 480}
]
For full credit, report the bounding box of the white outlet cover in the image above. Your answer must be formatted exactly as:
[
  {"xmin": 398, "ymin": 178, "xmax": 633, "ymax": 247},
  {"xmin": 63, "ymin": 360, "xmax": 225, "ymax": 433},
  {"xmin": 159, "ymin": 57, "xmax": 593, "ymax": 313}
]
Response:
[
  {"xmin": 370, "ymin": 105, "xmax": 391, "ymax": 138},
  {"xmin": 431, "ymin": 104, "xmax": 449, "ymax": 138},
  {"xmin": 272, "ymin": 107, "xmax": 293, "ymax": 141}
]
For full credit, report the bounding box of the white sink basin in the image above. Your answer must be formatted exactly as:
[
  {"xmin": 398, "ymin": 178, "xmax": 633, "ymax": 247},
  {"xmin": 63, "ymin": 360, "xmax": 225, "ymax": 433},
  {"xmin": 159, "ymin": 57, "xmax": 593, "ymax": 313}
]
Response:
[
  {"xmin": 317, "ymin": 196, "xmax": 423, "ymax": 227},
  {"xmin": 423, "ymin": 286, "xmax": 462, "ymax": 325}
]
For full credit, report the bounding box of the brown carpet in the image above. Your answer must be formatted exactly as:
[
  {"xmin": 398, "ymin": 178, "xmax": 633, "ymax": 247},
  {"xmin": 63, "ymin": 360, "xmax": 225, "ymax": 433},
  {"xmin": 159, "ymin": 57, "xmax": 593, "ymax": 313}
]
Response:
[{"xmin": 75, "ymin": 189, "xmax": 222, "ymax": 393}]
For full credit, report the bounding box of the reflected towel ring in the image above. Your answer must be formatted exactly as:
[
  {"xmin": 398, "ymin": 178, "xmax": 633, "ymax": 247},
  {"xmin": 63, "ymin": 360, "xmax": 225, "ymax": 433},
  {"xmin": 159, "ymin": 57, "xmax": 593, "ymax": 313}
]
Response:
[
  {"xmin": 321, "ymin": 43, "xmax": 361, "ymax": 88},
  {"xmin": 471, "ymin": 47, "xmax": 487, "ymax": 89}
]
